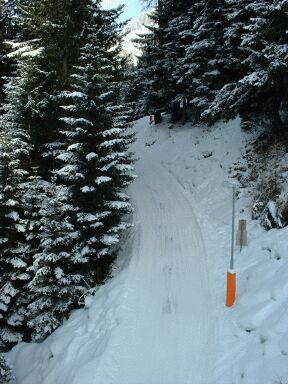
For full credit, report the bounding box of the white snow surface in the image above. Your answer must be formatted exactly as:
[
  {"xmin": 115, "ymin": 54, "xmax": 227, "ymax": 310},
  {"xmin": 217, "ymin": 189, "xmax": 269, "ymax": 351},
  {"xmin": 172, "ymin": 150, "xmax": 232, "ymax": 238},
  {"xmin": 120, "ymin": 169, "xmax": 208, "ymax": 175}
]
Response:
[{"xmin": 8, "ymin": 116, "xmax": 288, "ymax": 384}]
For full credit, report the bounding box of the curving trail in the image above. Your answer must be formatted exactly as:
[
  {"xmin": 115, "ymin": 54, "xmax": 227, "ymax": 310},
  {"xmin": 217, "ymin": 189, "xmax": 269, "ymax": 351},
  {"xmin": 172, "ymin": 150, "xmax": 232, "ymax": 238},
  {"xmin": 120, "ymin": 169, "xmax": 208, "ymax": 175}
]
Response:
[
  {"xmin": 9, "ymin": 120, "xmax": 218, "ymax": 384},
  {"xmin": 90, "ymin": 127, "xmax": 217, "ymax": 384}
]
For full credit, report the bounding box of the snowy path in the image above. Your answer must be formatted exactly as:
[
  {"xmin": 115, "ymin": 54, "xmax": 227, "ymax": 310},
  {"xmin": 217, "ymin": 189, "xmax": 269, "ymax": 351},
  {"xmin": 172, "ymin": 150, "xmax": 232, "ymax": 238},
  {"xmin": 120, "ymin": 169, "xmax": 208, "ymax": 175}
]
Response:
[
  {"xmin": 90, "ymin": 131, "xmax": 217, "ymax": 383},
  {"xmin": 12, "ymin": 117, "xmax": 288, "ymax": 384},
  {"xmin": 9, "ymin": 120, "xmax": 219, "ymax": 384}
]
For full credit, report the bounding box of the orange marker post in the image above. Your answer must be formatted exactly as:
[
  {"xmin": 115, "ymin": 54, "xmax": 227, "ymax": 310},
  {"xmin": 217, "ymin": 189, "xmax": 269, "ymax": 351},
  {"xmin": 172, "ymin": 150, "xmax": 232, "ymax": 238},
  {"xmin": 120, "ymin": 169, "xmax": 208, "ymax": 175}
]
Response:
[
  {"xmin": 226, "ymin": 270, "xmax": 236, "ymax": 307},
  {"xmin": 226, "ymin": 183, "xmax": 237, "ymax": 307}
]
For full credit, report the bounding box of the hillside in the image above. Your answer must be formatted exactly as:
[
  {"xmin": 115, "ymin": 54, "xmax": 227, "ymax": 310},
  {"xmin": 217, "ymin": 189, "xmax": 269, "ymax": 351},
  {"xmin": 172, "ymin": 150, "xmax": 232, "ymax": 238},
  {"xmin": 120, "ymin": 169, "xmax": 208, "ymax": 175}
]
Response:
[
  {"xmin": 122, "ymin": 11, "xmax": 154, "ymax": 62},
  {"xmin": 7, "ymin": 116, "xmax": 288, "ymax": 384}
]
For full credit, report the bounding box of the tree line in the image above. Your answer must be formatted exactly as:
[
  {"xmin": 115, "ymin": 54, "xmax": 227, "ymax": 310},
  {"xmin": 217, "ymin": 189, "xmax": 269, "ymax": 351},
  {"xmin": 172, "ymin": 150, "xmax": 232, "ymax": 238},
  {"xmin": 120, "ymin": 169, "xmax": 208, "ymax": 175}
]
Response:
[
  {"xmin": 0, "ymin": 1, "xmax": 134, "ymax": 380},
  {"xmin": 131, "ymin": 0, "xmax": 288, "ymax": 129}
]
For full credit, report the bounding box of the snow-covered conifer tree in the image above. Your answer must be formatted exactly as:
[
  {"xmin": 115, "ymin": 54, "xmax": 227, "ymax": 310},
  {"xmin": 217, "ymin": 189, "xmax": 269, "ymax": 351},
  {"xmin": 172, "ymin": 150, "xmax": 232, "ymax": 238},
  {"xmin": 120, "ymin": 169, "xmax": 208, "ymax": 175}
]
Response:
[
  {"xmin": 134, "ymin": 1, "xmax": 177, "ymax": 123},
  {"xmin": 0, "ymin": 73, "xmax": 33, "ymax": 349},
  {"xmin": 0, "ymin": 1, "xmax": 16, "ymax": 105},
  {"xmin": 56, "ymin": 6, "xmax": 134, "ymax": 286},
  {"xmin": 26, "ymin": 2, "xmax": 134, "ymax": 340},
  {"xmin": 205, "ymin": 0, "xmax": 288, "ymax": 128},
  {"xmin": 163, "ymin": 1, "xmax": 202, "ymax": 121},
  {"xmin": 14, "ymin": 0, "xmax": 92, "ymax": 177},
  {"xmin": 240, "ymin": 0, "xmax": 288, "ymax": 129},
  {"xmin": 200, "ymin": 0, "xmax": 253, "ymax": 123},
  {"xmin": 27, "ymin": 180, "xmax": 81, "ymax": 340},
  {"xmin": 135, "ymin": 0, "xmax": 229, "ymax": 123},
  {"xmin": 177, "ymin": 0, "xmax": 229, "ymax": 122},
  {"xmin": 0, "ymin": 0, "xmax": 135, "ymax": 345},
  {"xmin": 0, "ymin": 0, "xmax": 93, "ymax": 342}
]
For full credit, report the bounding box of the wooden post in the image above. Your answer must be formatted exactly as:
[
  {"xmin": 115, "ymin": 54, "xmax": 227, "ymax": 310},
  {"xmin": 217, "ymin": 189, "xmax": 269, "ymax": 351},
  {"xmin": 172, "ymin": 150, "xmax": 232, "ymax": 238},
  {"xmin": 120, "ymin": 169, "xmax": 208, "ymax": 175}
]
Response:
[{"xmin": 236, "ymin": 219, "xmax": 248, "ymax": 252}]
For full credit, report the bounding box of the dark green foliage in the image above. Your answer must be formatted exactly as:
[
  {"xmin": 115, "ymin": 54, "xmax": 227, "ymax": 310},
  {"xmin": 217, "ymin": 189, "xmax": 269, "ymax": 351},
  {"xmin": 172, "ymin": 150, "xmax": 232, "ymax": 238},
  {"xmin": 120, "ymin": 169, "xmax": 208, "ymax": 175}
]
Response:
[
  {"xmin": 0, "ymin": 0, "xmax": 134, "ymax": 347},
  {"xmin": 56, "ymin": 8, "xmax": 134, "ymax": 276},
  {"xmin": 206, "ymin": 0, "xmax": 288, "ymax": 127},
  {"xmin": 27, "ymin": 180, "xmax": 82, "ymax": 340},
  {"xmin": 13, "ymin": 0, "xmax": 95, "ymax": 177},
  {"xmin": 0, "ymin": 73, "xmax": 34, "ymax": 348},
  {"xmin": 133, "ymin": 0, "xmax": 288, "ymax": 128},
  {"xmin": 0, "ymin": 1, "xmax": 16, "ymax": 107}
]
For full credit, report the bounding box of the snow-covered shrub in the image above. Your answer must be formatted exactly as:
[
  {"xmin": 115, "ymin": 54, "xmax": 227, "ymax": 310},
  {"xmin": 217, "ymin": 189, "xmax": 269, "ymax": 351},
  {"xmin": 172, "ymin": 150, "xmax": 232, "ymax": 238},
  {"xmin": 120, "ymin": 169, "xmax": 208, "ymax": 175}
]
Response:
[
  {"xmin": 263, "ymin": 201, "xmax": 283, "ymax": 230},
  {"xmin": 252, "ymin": 200, "xmax": 265, "ymax": 220},
  {"xmin": 252, "ymin": 178, "xmax": 281, "ymax": 218}
]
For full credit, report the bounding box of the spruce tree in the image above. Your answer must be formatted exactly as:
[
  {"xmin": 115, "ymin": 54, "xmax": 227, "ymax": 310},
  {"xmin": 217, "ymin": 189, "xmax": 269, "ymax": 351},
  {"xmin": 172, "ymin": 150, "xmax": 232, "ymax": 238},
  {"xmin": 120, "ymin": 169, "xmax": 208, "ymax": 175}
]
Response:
[
  {"xmin": 0, "ymin": 0, "xmax": 135, "ymax": 345},
  {"xmin": 200, "ymin": 0, "xmax": 253, "ymax": 123},
  {"xmin": 26, "ymin": 3, "xmax": 134, "ymax": 340},
  {"xmin": 205, "ymin": 0, "xmax": 288, "ymax": 128},
  {"xmin": 27, "ymin": 180, "xmax": 81, "ymax": 340},
  {"xmin": 14, "ymin": 0, "xmax": 92, "ymax": 177},
  {"xmin": 0, "ymin": 1, "xmax": 16, "ymax": 107},
  {"xmin": 164, "ymin": 1, "xmax": 202, "ymax": 122},
  {"xmin": 240, "ymin": 0, "xmax": 288, "ymax": 129},
  {"xmin": 134, "ymin": 1, "xmax": 176, "ymax": 123},
  {"xmin": 0, "ymin": 72, "xmax": 33, "ymax": 349},
  {"xmin": 56, "ymin": 7, "xmax": 134, "ymax": 285},
  {"xmin": 0, "ymin": 0, "xmax": 92, "ymax": 345},
  {"xmin": 134, "ymin": 21, "xmax": 165, "ymax": 122},
  {"xmin": 177, "ymin": 0, "xmax": 229, "ymax": 122}
]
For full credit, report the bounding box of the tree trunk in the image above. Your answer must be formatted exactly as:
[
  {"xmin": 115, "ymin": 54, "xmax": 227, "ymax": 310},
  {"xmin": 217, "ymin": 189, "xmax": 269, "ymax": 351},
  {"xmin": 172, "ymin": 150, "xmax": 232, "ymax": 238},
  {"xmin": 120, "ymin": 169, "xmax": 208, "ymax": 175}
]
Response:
[
  {"xmin": 63, "ymin": 54, "xmax": 68, "ymax": 79},
  {"xmin": 190, "ymin": 106, "xmax": 201, "ymax": 125},
  {"xmin": 96, "ymin": 256, "xmax": 109, "ymax": 284},
  {"xmin": 171, "ymin": 101, "xmax": 181, "ymax": 122},
  {"xmin": 271, "ymin": 110, "xmax": 285, "ymax": 132},
  {"xmin": 154, "ymin": 111, "xmax": 162, "ymax": 124},
  {"xmin": 96, "ymin": 259, "xmax": 104, "ymax": 284},
  {"xmin": 181, "ymin": 98, "xmax": 188, "ymax": 124}
]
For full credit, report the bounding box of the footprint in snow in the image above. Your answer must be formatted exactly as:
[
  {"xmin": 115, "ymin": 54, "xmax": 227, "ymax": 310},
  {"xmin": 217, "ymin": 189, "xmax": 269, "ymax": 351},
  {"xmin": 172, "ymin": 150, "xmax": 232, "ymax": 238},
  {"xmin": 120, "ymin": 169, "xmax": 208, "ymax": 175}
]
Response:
[
  {"xmin": 162, "ymin": 297, "xmax": 178, "ymax": 315},
  {"xmin": 163, "ymin": 264, "xmax": 173, "ymax": 278},
  {"xmin": 145, "ymin": 139, "xmax": 156, "ymax": 147}
]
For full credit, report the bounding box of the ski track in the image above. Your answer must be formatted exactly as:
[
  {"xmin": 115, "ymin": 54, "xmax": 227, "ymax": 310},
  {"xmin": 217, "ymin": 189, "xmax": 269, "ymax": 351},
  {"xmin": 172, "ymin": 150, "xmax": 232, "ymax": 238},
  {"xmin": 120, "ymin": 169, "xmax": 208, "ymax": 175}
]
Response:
[{"xmin": 90, "ymin": 133, "xmax": 217, "ymax": 383}]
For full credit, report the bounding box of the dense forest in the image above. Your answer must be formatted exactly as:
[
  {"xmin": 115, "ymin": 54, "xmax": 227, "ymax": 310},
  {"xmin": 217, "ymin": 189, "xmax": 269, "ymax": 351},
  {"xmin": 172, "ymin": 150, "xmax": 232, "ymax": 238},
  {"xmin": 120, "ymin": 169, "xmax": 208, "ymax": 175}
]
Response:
[
  {"xmin": 0, "ymin": 0, "xmax": 287, "ymax": 381},
  {"xmin": 0, "ymin": 1, "xmax": 134, "ymax": 380},
  {"xmin": 130, "ymin": 0, "xmax": 288, "ymax": 130}
]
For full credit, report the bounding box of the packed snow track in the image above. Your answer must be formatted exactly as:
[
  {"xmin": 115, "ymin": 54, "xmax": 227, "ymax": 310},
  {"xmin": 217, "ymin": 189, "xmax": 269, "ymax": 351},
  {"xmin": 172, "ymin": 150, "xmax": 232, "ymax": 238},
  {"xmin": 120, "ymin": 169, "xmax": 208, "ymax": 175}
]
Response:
[{"xmin": 89, "ymin": 121, "xmax": 216, "ymax": 384}]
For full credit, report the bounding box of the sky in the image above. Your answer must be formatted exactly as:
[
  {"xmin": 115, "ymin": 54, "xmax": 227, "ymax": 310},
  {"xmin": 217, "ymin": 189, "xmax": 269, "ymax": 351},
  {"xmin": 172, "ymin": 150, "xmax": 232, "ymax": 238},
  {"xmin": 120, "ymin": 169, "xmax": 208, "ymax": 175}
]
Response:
[{"xmin": 101, "ymin": 0, "xmax": 143, "ymax": 21}]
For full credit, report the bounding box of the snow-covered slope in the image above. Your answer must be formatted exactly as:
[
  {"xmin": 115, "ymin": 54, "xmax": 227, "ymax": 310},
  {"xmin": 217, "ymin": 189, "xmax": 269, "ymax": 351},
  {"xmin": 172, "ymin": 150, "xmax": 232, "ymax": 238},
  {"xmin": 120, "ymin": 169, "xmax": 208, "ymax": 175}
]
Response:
[
  {"xmin": 122, "ymin": 12, "xmax": 154, "ymax": 61},
  {"xmin": 8, "ymin": 116, "xmax": 288, "ymax": 384}
]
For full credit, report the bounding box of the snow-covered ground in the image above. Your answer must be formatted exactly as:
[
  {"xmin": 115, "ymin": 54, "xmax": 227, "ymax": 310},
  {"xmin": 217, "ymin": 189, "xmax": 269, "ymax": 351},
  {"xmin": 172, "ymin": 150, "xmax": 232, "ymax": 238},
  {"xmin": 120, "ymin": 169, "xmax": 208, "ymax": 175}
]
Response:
[{"xmin": 8, "ymin": 116, "xmax": 288, "ymax": 384}]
